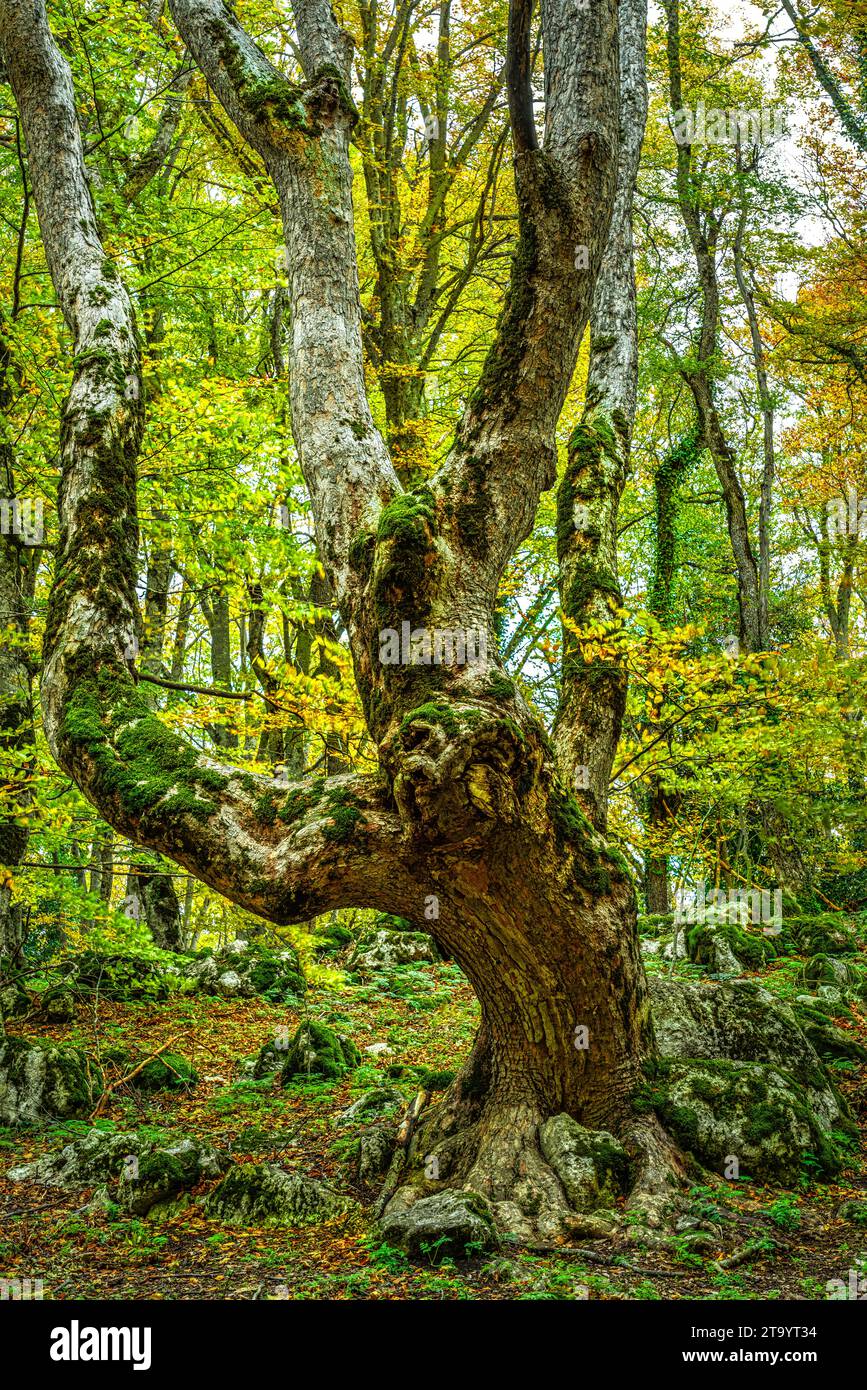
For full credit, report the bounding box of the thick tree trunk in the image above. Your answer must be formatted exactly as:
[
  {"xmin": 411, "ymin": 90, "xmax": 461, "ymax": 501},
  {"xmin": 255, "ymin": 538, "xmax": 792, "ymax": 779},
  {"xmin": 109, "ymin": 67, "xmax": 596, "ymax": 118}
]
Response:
[{"xmin": 3, "ymin": 0, "xmax": 682, "ymax": 1240}]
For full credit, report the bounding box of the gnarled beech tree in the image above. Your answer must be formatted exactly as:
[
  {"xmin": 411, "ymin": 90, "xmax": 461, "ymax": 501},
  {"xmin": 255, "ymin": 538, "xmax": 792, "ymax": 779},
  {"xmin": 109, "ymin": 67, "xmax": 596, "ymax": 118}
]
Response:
[{"xmin": 0, "ymin": 0, "xmax": 681, "ymax": 1240}]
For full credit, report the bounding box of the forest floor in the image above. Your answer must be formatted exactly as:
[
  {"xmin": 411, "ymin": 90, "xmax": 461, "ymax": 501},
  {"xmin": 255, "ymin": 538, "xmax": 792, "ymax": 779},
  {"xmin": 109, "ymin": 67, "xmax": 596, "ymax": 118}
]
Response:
[{"xmin": 2, "ymin": 952, "xmax": 867, "ymax": 1301}]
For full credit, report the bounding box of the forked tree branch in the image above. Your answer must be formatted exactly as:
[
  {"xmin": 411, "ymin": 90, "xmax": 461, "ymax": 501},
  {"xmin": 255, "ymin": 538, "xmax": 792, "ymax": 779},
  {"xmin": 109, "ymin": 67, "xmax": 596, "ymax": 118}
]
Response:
[{"xmin": 0, "ymin": 0, "xmax": 411, "ymax": 924}]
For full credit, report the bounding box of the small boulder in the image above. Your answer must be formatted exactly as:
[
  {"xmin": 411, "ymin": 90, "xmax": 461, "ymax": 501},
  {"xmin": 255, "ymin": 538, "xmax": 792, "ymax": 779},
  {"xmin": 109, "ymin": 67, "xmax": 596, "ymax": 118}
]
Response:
[
  {"xmin": 7, "ymin": 1127, "xmax": 228, "ymax": 1215},
  {"xmin": 642, "ymin": 1058, "xmax": 843, "ymax": 1183},
  {"xmin": 250, "ymin": 1040, "xmax": 285, "ymax": 1079},
  {"xmin": 649, "ymin": 976, "xmax": 847, "ymax": 1130},
  {"xmin": 347, "ymin": 930, "xmax": 438, "ymax": 973},
  {"xmin": 129, "ymin": 1052, "xmax": 197, "ymax": 1092},
  {"xmin": 41, "ymin": 990, "xmax": 75, "ymax": 1024},
  {"xmin": 538, "ymin": 1114, "xmax": 630, "ymax": 1212},
  {"xmin": 117, "ymin": 1138, "xmax": 225, "ymax": 1216},
  {"xmin": 205, "ymin": 1162, "xmax": 352, "ymax": 1226},
  {"xmin": 0, "ymin": 1036, "xmax": 102, "ymax": 1125},
  {"xmin": 0, "ymin": 981, "xmax": 31, "ymax": 1019},
  {"xmin": 358, "ymin": 1128, "xmax": 395, "ymax": 1184},
  {"xmin": 337, "ymin": 1087, "xmax": 404, "ymax": 1125},
  {"xmin": 216, "ymin": 970, "xmax": 246, "ymax": 998},
  {"xmin": 380, "ymin": 1189, "xmax": 498, "ymax": 1260},
  {"xmin": 184, "ymin": 942, "xmax": 305, "ymax": 1003},
  {"xmin": 280, "ymin": 1022, "xmax": 359, "ymax": 1083},
  {"xmin": 803, "ymin": 954, "xmax": 856, "ymax": 991},
  {"xmin": 686, "ymin": 926, "xmax": 744, "ymax": 974}
]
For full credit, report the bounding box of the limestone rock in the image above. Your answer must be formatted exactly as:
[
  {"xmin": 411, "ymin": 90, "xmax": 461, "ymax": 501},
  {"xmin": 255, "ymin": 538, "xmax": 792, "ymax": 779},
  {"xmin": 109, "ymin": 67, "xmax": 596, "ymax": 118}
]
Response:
[
  {"xmin": 40, "ymin": 990, "xmax": 75, "ymax": 1024},
  {"xmin": 337, "ymin": 1086, "xmax": 404, "ymax": 1125},
  {"xmin": 129, "ymin": 1051, "xmax": 197, "ymax": 1092},
  {"xmin": 0, "ymin": 981, "xmax": 30, "ymax": 1019},
  {"xmin": 358, "ymin": 1128, "xmax": 395, "ymax": 1184},
  {"xmin": 643, "ymin": 1058, "xmax": 843, "ymax": 1184},
  {"xmin": 7, "ymin": 1127, "xmax": 228, "ymax": 1216},
  {"xmin": 0, "ymin": 1036, "xmax": 102, "ymax": 1125},
  {"xmin": 649, "ymin": 976, "xmax": 847, "ymax": 1130},
  {"xmin": 538, "ymin": 1114, "xmax": 630, "ymax": 1212},
  {"xmin": 380, "ymin": 1188, "xmax": 498, "ymax": 1259},
  {"xmin": 205, "ymin": 1162, "xmax": 352, "ymax": 1226},
  {"xmin": 347, "ymin": 929, "xmax": 438, "ymax": 973},
  {"xmin": 280, "ymin": 1021, "xmax": 360, "ymax": 1083}
]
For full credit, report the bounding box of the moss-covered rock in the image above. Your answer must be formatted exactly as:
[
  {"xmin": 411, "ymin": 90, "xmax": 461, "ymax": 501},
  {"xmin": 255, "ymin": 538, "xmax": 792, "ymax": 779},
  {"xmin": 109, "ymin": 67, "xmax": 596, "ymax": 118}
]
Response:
[
  {"xmin": 686, "ymin": 922, "xmax": 780, "ymax": 972},
  {"xmin": 250, "ymin": 1039, "xmax": 285, "ymax": 1079},
  {"xmin": 40, "ymin": 989, "xmax": 75, "ymax": 1024},
  {"xmin": 637, "ymin": 913, "xmax": 675, "ymax": 937},
  {"xmin": 117, "ymin": 1149, "xmax": 188, "ymax": 1216},
  {"xmin": 130, "ymin": 1051, "xmax": 197, "ymax": 1091},
  {"xmin": 0, "ymin": 981, "xmax": 31, "ymax": 1019},
  {"xmin": 0, "ymin": 1036, "xmax": 102, "ymax": 1125},
  {"xmin": 649, "ymin": 976, "xmax": 848, "ymax": 1131},
  {"xmin": 183, "ymin": 940, "xmax": 305, "ymax": 1002},
  {"xmin": 802, "ymin": 953, "xmax": 856, "ymax": 991},
  {"xmin": 787, "ymin": 914, "xmax": 857, "ymax": 956},
  {"xmin": 312, "ymin": 922, "xmax": 354, "ymax": 957},
  {"xmin": 380, "ymin": 1188, "xmax": 499, "ymax": 1260},
  {"xmin": 204, "ymin": 1162, "xmax": 352, "ymax": 1226},
  {"xmin": 358, "ymin": 1127, "xmax": 395, "ymax": 1185},
  {"xmin": 280, "ymin": 1021, "xmax": 360, "ymax": 1082},
  {"xmin": 538, "ymin": 1114, "xmax": 630, "ymax": 1212},
  {"xmin": 637, "ymin": 1058, "xmax": 844, "ymax": 1183},
  {"xmin": 72, "ymin": 950, "xmax": 172, "ymax": 1001},
  {"xmin": 6, "ymin": 1126, "xmax": 228, "ymax": 1215},
  {"xmin": 347, "ymin": 929, "xmax": 439, "ymax": 973},
  {"xmin": 792, "ymin": 1002, "xmax": 867, "ymax": 1063},
  {"xmin": 336, "ymin": 1086, "xmax": 405, "ymax": 1125}
]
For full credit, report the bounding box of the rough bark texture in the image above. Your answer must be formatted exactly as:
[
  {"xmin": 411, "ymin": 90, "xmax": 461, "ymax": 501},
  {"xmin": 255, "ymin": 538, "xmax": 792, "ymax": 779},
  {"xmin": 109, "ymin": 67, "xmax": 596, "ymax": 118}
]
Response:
[
  {"xmin": 553, "ymin": 0, "xmax": 648, "ymax": 830},
  {"xmin": 3, "ymin": 0, "xmax": 677, "ymax": 1239}
]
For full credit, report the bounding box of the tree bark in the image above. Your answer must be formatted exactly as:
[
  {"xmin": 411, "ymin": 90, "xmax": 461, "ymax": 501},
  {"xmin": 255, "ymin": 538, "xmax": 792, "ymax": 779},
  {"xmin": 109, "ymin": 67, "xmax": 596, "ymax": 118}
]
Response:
[
  {"xmin": 3, "ymin": 0, "xmax": 679, "ymax": 1238},
  {"xmin": 553, "ymin": 0, "xmax": 648, "ymax": 830}
]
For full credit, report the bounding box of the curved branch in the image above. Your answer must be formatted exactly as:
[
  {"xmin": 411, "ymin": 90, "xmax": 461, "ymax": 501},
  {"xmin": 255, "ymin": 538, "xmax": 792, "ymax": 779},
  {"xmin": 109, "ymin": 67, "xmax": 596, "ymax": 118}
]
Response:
[
  {"xmin": 506, "ymin": 0, "xmax": 538, "ymax": 155},
  {"xmin": 167, "ymin": 0, "xmax": 400, "ymax": 607},
  {"xmin": 433, "ymin": 0, "xmax": 621, "ymax": 583},
  {"xmin": 0, "ymin": 0, "xmax": 410, "ymax": 924}
]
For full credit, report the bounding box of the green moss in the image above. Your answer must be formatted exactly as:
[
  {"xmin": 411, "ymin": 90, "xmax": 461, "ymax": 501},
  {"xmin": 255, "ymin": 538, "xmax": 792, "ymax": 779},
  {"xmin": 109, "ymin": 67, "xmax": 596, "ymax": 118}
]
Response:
[
  {"xmin": 321, "ymin": 786, "xmax": 363, "ymax": 844},
  {"xmin": 649, "ymin": 428, "xmax": 702, "ymax": 622},
  {"xmin": 281, "ymin": 1021, "xmax": 360, "ymax": 1082},
  {"xmin": 349, "ymin": 530, "xmax": 376, "ymax": 580},
  {"xmin": 465, "ymin": 153, "xmax": 573, "ymax": 425},
  {"xmin": 277, "ymin": 780, "xmax": 325, "ymax": 825},
  {"xmin": 555, "ymin": 415, "xmax": 620, "ymax": 564},
  {"xmin": 61, "ymin": 673, "xmax": 226, "ymax": 827},
  {"xmin": 399, "ymin": 701, "xmax": 460, "ymax": 739},
  {"xmin": 376, "ymin": 487, "xmax": 436, "ymax": 545},
  {"xmin": 132, "ymin": 1052, "xmax": 197, "ymax": 1091},
  {"xmin": 484, "ymin": 673, "xmax": 516, "ymax": 702},
  {"xmin": 371, "ymin": 486, "xmax": 440, "ymax": 627},
  {"xmin": 448, "ymin": 454, "xmax": 492, "ymax": 558},
  {"xmin": 546, "ymin": 782, "xmax": 625, "ymax": 897},
  {"xmin": 207, "ymin": 18, "xmax": 313, "ymax": 133},
  {"xmin": 254, "ymin": 791, "xmax": 280, "ymax": 825}
]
